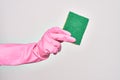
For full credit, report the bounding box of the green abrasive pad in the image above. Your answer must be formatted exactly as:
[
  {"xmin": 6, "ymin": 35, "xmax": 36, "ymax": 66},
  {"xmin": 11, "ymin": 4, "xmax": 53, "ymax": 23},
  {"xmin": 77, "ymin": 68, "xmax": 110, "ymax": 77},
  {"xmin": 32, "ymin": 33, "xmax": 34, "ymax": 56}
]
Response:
[{"xmin": 63, "ymin": 11, "xmax": 89, "ymax": 45}]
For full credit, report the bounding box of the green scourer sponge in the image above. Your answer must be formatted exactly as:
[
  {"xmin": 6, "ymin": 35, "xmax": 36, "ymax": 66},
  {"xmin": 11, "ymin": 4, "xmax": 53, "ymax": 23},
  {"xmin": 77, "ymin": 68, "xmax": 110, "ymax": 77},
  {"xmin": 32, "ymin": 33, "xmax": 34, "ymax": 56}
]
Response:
[{"xmin": 63, "ymin": 11, "xmax": 89, "ymax": 45}]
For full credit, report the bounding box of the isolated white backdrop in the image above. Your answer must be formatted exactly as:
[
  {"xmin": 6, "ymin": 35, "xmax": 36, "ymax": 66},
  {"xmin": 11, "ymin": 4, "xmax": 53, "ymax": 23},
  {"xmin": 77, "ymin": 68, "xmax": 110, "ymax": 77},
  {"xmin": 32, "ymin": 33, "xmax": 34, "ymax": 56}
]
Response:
[{"xmin": 0, "ymin": 0, "xmax": 120, "ymax": 80}]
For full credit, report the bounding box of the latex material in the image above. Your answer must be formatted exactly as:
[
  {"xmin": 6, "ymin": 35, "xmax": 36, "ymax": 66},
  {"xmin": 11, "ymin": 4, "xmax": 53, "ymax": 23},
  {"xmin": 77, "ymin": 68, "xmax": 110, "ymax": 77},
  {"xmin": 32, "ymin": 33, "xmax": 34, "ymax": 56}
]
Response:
[
  {"xmin": 63, "ymin": 11, "xmax": 89, "ymax": 45},
  {"xmin": 0, "ymin": 27, "xmax": 75, "ymax": 66}
]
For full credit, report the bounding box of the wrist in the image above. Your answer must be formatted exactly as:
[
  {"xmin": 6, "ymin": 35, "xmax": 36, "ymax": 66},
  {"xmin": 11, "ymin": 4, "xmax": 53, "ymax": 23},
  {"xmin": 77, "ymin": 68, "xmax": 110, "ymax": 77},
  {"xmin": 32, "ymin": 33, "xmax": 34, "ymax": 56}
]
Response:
[{"xmin": 33, "ymin": 43, "xmax": 50, "ymax": 60}]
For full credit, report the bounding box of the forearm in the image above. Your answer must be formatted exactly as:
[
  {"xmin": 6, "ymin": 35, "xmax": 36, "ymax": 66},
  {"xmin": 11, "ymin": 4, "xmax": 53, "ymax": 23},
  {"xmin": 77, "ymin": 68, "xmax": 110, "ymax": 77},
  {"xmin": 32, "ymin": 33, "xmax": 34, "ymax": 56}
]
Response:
[{"xmin": 0, "ymin": 43, "xmax": 49, "ymax": 66}]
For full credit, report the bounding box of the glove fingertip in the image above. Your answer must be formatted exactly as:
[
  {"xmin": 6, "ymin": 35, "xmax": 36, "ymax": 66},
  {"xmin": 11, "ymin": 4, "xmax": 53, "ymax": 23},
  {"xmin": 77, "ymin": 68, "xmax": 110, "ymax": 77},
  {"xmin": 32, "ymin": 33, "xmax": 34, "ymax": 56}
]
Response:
[
  {"xmin": 69, "ymin": 37, "xmax": 76, "ymax": 42},
  {"xmin": 64, "ymin": 36, "xmax": 76, "ymax": 42}
]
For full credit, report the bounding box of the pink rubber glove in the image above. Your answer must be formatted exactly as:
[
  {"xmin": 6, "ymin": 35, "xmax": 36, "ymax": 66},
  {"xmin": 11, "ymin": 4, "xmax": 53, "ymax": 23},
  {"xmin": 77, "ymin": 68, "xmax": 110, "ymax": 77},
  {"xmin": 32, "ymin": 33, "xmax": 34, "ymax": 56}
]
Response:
[{"xmin": 0, "ymin": 27, "xmax": 75, "ymax": 66}]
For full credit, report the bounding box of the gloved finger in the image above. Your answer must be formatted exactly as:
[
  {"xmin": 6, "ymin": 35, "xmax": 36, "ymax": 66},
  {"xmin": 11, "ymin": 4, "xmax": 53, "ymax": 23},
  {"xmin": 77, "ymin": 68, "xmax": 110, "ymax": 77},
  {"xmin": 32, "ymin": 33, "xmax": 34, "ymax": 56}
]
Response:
[
  {"xmin": 52, "ymin": 47, "xmax": 59, "ymax": 55},
  {"xmin": 48, "ymin": 27, "xmax": 71, "ymax": 36},
  {"xmin": 50, "ymin": 33, "xmax": 76, "ymax": 42},
  {"xmin": 44, "ymin": 37, "xmax": 61, "ymax": 48},
  {"xmin": 50, "ymin": 39, "xmax": 61, "ymax": 54},
  {"xmin": 53, "ymin": 43, "xmax": 61, "ymax": 55},
  {"xmin": 49, "ymin": 39, "xmax": 61, "ymax": 55},
  {"xmin": 52, "ymin": 40, "xmax": 61, "ymax": 48},
  {"xmin": 45, "ymin": 39, "xmax": 61, "ymax": 54},
  {"xmin": 47, "ymin": 45, "xmax": 60, "ymax": 54}
]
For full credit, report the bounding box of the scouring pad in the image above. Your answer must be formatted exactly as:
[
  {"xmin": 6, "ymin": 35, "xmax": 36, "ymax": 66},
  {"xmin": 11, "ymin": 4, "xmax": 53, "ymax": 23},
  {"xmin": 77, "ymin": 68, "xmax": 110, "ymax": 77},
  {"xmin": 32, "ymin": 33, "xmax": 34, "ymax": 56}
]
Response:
[{"xmin": 63, "ymin": 11, "xmax": 89, "ymax": 45}]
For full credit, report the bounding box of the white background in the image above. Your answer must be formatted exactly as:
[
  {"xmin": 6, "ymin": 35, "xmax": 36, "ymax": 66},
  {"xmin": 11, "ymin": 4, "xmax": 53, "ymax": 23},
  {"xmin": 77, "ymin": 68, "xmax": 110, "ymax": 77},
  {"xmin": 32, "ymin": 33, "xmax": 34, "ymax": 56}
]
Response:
[{"xmin": 0, "ymin": 0, "xmax": 120, "ymax": 80}]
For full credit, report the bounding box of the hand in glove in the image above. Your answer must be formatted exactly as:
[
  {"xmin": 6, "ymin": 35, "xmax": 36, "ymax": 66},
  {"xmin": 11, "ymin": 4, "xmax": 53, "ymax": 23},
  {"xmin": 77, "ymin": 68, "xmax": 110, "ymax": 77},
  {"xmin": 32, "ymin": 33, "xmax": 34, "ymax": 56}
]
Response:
[
  {"xmin": 0, "ymin": 27, "xmax": 75, "ymax": 65},
  {"xmin": 37, "ymin": 27, "xmax": 76, "ymax": 57}
]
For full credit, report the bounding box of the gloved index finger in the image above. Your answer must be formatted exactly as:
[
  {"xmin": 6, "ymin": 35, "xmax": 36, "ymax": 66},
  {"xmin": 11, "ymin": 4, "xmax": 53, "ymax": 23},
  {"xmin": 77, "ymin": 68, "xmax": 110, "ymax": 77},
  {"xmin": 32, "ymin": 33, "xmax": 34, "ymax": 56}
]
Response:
[
  {"xmin": 51, "ymin": 33, "xmax": 76, "ymax": 43},
  {"xmin": 48, "ymin": 27, "xmax": 71, "ymax": 36}
]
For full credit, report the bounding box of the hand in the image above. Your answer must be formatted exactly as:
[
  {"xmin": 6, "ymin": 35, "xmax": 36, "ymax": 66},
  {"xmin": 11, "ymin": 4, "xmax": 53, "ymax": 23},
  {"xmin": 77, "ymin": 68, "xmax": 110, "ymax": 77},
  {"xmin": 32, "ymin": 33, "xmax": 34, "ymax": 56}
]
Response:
[{"xmin": 37, "ymin": 27, "xmax": 76, "ymax": 58}]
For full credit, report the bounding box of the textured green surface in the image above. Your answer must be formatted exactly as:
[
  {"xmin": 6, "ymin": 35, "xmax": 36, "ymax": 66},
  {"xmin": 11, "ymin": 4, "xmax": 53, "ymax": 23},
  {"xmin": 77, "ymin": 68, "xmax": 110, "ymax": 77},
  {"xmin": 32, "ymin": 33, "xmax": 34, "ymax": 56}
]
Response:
[{"xmin": 63, "ymin": 11, "xmax": 89, "ymax": 45}]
